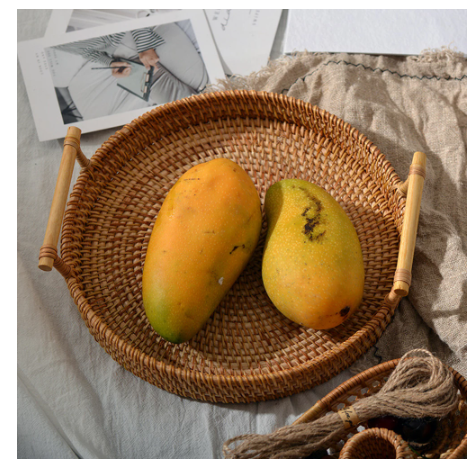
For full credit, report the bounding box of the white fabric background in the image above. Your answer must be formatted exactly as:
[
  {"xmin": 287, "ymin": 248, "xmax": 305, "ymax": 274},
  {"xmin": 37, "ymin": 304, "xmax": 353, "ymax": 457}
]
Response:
[{"xmin": 17, "ymin": 10, "xmax": 353, "ymax": 459}]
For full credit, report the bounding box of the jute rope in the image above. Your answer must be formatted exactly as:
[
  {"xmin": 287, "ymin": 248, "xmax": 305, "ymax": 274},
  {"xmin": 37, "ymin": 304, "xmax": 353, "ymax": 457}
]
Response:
[{"xmin": 222, "ymin": 350, "xmax": 459, "ymax": 459}]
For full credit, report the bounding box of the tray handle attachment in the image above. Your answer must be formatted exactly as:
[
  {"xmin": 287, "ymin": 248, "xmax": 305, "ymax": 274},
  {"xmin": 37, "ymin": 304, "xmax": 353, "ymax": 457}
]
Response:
[
  {"xmin": 387, "ymin": 151, "xmax": 426, "ymax": 304},
  {"xmin": 38, "ymin": 127, "xmax": 89, "ymax": 276}
]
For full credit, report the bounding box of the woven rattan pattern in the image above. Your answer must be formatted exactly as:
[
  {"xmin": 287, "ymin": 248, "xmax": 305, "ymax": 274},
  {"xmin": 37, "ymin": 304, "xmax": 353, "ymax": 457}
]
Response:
[
  {"xmin": 299, "ymin": 359, "xmax": 467, "ymax": 458},
  {"xmin": 61, "ymin": 90, "xmax": 405, "ymax": 403}
]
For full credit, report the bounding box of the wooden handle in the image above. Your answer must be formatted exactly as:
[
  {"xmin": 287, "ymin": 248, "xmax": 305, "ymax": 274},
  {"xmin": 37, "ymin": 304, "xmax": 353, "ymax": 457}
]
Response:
[
  {"xmin": 38, "ymin": 127, "xmax": 85, "ymax": 273},
  {"xmin": 392, "ymin": 151, "xmax": 426, "ymax": 297}
]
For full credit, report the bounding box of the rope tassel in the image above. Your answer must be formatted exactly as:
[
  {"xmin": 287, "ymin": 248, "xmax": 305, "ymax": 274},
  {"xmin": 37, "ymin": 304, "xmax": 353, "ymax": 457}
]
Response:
[{"xmin": 223, "ymin": 350, "xmax": 459, "ymax": 459}]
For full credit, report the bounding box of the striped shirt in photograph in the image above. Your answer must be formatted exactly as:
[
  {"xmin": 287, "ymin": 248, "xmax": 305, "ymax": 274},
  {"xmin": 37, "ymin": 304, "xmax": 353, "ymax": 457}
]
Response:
[{"xmin": 54, "ymin": 28, "xmax": 165, "ymax": 66}]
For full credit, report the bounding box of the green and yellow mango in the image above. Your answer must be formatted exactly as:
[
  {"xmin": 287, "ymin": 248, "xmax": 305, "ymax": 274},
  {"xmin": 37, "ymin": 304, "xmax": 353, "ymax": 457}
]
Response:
[{"xmin": 262, "ymin": 179, "xmax": 364, "ymax": 330}]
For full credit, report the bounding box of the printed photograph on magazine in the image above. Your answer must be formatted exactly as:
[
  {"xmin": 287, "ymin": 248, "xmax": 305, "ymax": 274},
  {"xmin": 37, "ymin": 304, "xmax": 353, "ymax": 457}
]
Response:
[
  {"xmin": 17, "ymin": 10, "xmax": 225, "ymax": 141},
  {"xmin": 46, "ymin": 9, "xmax": 283, "ymax": 76}
]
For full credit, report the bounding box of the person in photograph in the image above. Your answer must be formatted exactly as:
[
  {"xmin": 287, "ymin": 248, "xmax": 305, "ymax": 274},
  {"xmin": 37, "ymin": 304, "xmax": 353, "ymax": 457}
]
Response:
[{"xmin": 54, "ymin": 22, "xmax": 209, "ymax": 108}]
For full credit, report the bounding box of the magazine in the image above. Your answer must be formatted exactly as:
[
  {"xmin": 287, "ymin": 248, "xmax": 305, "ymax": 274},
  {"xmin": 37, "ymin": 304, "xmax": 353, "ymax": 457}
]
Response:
[
  {"xmin": 46, "ymin": 9, "xmax": 283, "ymax": 76},
  {"xmin": 18, "ymin": 10, "xmax": 225, "ymax": 141}
]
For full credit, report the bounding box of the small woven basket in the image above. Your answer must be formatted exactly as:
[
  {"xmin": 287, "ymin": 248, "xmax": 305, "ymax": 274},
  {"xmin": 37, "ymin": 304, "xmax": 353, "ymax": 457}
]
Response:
[
  {"xmin": 39, "ymin": 90, "xmax": 426, "ymax": 404},
  {"xmin": 293, "ymin": 359, "xmax": 467, "ymax": 459},
  {"xmin": 339, "ymin": 428, "xmax": 410, "ymax": 459}
]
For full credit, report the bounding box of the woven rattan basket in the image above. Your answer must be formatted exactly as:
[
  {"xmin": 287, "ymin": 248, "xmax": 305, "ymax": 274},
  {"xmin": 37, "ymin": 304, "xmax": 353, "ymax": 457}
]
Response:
[
  {"xmin": 339, "ymin": 428, "xmax": 410, "ymax": 459},
  {"xmin": 39, "ymin": 90, "xmax": 426, "ymax": 404},
  {"xmin": 293, "ymin": 359, "xmax": 467, "ymax": 458}
]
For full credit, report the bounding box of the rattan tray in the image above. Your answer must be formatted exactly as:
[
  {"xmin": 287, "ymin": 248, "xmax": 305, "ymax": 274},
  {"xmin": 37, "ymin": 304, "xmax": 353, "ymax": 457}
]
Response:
[
  {"xmin": 293, "ymin": 358, "xmax": 467, "ymax": 458},
  {"xmin": 39, "ymin": 90, "xmax": 426, "ymax": 404}
]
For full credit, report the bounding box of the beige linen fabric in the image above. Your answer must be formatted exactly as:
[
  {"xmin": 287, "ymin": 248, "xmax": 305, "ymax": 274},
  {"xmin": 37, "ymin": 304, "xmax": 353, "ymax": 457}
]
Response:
[{"xmin": 207, "ymin": 49, "xmax": 467, "ymax": 377}]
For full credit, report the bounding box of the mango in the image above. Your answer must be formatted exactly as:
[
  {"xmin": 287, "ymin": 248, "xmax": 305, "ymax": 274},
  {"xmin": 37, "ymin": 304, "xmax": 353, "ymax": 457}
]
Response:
[
  {"xmin": 142, "ymin": 158, "xmax": 262, "ymax": 343},
  {"xmin": 262, "ymin": 179, "xmax": 364, "ymax": 330}
]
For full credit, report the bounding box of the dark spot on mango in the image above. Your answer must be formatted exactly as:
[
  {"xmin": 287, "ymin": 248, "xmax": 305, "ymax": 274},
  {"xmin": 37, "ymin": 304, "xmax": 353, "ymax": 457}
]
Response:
[
  {"xmin": 304, "ymin": 217, "xmax": 320, "ymax": 236},
  {"xmin": 301, "ymin": 194, "xmax": 325, "ymax": 242},
  {"xmin": 310, "ymin": 197, "xmax": 323, "ymax": 214},
  {"xmin": 245, "ymin": 211, "xmax": 255, "ymax": 224},
  {"xmin": 229, "ymin": 244, "xmax": 246, "ymax": 254},
  {"xmin": 340, "ymin": 306, "xmax": 350, "ymax": 317},
  {"xmin": 316, "ymin": 231, "xmax": 326, "ymax": 240}
]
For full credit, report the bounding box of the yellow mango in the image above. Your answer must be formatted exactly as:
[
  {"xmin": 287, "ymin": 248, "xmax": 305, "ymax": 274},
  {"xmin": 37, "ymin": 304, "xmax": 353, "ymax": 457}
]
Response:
[
  {"xmin": 262, "ymin": 179, "xmax": 364, "ymax": 330},
  {"xmin": 142, "ymin": 158, "xmax": 262, "ymax": 343}
]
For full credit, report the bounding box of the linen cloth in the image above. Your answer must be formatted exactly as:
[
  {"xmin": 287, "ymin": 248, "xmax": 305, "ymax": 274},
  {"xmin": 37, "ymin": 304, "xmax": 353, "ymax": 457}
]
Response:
[{"xmin": 18, "ymin": 9, "xmax": 466, "ymax": 459}]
